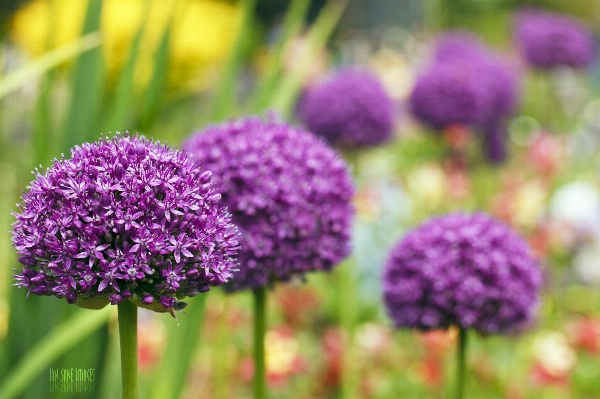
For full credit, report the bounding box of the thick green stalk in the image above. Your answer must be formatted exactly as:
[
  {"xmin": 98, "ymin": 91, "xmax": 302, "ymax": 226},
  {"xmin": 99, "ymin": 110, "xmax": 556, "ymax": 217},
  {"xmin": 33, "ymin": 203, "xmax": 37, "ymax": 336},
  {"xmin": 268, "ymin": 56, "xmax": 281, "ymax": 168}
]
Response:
[
  {"xmin": 339, "ymin": 262, "xmax": 357, "ymax": 399},
  {"xmin": 118, "ymin": 300, "xmax": 139, "ymax": 399},
  {"xmin": 456, "ymin": 326, "xmax": 468, "ymax": 399},
  {"xmin": 253, "ymin": 286, "xmax": 267, "ymax": 399}
]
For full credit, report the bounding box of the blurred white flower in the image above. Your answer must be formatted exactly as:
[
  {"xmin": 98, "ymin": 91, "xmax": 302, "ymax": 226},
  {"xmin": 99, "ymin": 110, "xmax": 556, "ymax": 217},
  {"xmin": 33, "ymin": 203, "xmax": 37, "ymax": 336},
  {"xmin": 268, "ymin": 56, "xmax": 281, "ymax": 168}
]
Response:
[
  {"xmin": 532, "ymin": 331, "xmax": 577, "ymax": 377},
  {"xmin": 572, "ymin": 241, "xmax": 600, "ymax": 286},
  {"xmin": 548, "ymin": 181, "xmax": 600, "ymax": 234}
]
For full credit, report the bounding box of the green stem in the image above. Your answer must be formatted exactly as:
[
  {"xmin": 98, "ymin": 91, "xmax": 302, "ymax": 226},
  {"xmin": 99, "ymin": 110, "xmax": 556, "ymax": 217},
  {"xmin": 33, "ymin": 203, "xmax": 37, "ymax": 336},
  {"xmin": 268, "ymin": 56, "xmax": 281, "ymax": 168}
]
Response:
[
  {"xmin": 253, "ymin": 286, "xmax": 267, "ymax": 399},
  {"xmin": 339, "ymin": 262, "xmax": 357, "ymax": 399},
  {"xmin": 456, "ymin": 326, "xmax": 468, "ymax": 399},
  {"xmin": 118, "ymin": 300, "xmax": 139, "ymax": 399}
]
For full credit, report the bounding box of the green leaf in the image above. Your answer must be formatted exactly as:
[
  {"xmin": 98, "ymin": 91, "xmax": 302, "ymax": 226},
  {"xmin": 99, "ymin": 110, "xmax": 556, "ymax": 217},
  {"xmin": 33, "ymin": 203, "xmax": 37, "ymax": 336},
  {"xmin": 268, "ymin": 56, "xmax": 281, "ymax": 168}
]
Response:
[
  {"xmin": 60, "ymin": 0, "xmax": 105, "ymax": 153},
  {"xmin": 101, "ymin": 1, "xmax": 151, "ymax": 133},
  {"xmin": 0, "ymin": 32, "xmax": 101, "ymax": 100},
  {"xmin": 0, "ymin": 306, "xmax": 113, "ymax": 399},
  {"xmin": 138, "ymin": 4, "xmax": 176, "ymax": 131},
  {"xmin": 268, "ymin": 0, "xmax": 348, "ymax": 118},
  {"xmin": 149, "ymin": 294, "xmax": 207, "ymax": 399},
  {"xmin": 209, "ymin": 0, "xmax": 258, "ymax": 121},
  {"xmin": 247, "ymin": 0, "xmax": 311, "ymax": 112}
]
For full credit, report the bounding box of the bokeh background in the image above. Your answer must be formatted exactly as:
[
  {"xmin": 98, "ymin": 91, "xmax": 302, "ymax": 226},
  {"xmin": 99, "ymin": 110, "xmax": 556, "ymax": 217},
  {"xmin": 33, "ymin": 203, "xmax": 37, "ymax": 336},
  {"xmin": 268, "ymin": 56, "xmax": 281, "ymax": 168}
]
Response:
[{"xmin": 2, "ymin": 0, "xmax": 600, "ymax": 398}]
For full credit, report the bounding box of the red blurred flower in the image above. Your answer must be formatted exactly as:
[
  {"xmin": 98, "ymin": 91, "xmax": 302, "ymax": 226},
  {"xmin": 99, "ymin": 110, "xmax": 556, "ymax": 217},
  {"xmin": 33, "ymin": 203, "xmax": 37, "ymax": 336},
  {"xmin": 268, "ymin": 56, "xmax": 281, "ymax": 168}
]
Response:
[
  {"xmin": 321, "ymin": 328, "xmax": 346, "ymax": 389},
  {"xmin": 274, "ymin": 285, "xmax": 321, "ymax": 327},
  {"xmin": 527, "ymin": 132, "xmax": 564, "ymax": 179},
  {"xmin": 569, "ymin": 316, "xmax": 600, "ymax": 355},
  {"xmin": 417, "ymin": 357, "xmax": 445, "ymax": 388},
  {"xmin": 530, "ymin": 360, "xmax": 570, "ymax": 387},
  {"xmin": 443, "ymin": 159, "xmax": 470, "ymax": 200},
  {"xmin": 443, "ymin": 124, "xmax": 472, "ymax": 150},
  {"xmin": 138, "ymin": 317, "xmax": 166, "ymax": 372}
]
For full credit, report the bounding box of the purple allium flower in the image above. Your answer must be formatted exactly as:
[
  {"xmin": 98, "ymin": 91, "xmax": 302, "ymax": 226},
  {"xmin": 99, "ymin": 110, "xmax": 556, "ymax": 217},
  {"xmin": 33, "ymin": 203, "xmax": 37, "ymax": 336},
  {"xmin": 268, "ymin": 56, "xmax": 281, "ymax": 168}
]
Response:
[
  {"xmin": 433, "ymin": 31, "xmax": 492, "ymax": 63},
  {"xmin": 183, "ymin": 116, "xmax": 355, "ymax": 291},
  {"xmin": 298, "ymin": 70, "xmax": 394, "ymax": 147},
  {"xmin": 409, "ymin": 60, "xmax": 493, "ymax": 130},
  {"xmin": 410, "ymin": 32, "xmax": 520, "ymax": 164},
  {"xmin": 382, "ymin": 213, "xmax": 542, "ymax": 334},
  {"xmin": 12, "ymin": 133, "xmax": 239, "ymax": 311},
  {"xmin": 515, "ymin": 9, "xmax": 595, "ymax": 70}
]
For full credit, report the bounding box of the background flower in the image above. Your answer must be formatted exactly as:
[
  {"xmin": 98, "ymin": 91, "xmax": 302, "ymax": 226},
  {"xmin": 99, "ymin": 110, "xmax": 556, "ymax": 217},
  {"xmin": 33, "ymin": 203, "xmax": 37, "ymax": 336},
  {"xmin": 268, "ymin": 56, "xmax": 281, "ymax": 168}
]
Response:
[
  {"xmin": 410, "ymin": 32, "xmax": 519, "ymax": 163},
  {"xmin": 514, "ymin": 9, "xmax": 595, "ymax": 70},
  {"xmin": 298, "ymin": 69, "xmax": 394, "ymax": 147},
  {"xmin": 409, "ymin": 60, "xmax": 492, "ymax": 130},
  {"xmin": 382, "ymin": 212, "xmax": 542, "ymax": 334},
  {"xmin": 12, "ymin": 134, "xmax": 239, "ymax": 310},
  {"xmin": 183, "ymin": 116, "xmax": 354, "ymax": 291}
]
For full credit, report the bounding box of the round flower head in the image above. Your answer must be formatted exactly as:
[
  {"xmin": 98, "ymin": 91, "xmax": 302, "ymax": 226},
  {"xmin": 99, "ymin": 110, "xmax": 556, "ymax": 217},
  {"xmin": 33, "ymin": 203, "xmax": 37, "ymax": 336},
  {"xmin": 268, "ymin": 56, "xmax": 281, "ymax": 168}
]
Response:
[
  {"xmin": 382, "ymin": 213, "xmax": 542, "ymax": 334},
  {"xmin": 411, "ymin": 33, "xmax": 519, "ymax": 164},
  {"xmin": 298, "ymin": 70, "xmax": 394, "ymax": 147},
  {"xmin": 515, "ymin": 9, "xmax": 595, "ymax": 70},
  {"xmin": 433, "ymin": 31, "xmax": 492, "ymax": 63},
  {"xmin": 409, "ymin": 60, "xmax": 493, "ymax": 130},
  {"xmin": 12, "ymin": 133, "xmax": 239, "ymax": 311},
  {"xmin": 183, "ymin": 116, "xmax": 355, "ymax": 291}
]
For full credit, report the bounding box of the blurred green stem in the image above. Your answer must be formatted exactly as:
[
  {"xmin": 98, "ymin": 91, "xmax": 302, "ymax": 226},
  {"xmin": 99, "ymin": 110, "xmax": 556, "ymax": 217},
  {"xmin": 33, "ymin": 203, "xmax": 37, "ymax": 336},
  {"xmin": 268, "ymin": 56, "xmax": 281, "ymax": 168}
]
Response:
[
  {"xmin": 118, "ymin": 300, "xmax": 139, "ymax": 399},
  {"xmin": 456, "ymin": 326, "xmax": 468, "ymax": 399},
  {"xmin": 253, "ymin": 286, "xmax": 267, "ymax": 399},
  {"xmin": 339, "ymin": 262, "xmax": 357, "ymax": 399}
]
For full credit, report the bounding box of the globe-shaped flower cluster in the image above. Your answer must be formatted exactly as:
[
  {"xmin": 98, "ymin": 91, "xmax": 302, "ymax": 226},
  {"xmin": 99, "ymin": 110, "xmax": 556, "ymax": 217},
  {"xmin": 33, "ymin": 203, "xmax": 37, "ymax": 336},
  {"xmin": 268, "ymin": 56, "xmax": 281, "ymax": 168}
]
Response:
[
  {"xmin": 409, "ymin": 60, "xmax": 491, "ymax": 130},
  {"xmin": 410, "ymin": 32, "xmax": 519, "ymax": 163},
  {"xmin": 515, "ymin": 9, "xmax": 595, "ymax": 70},
  {"xmin": 183, "ymin": 116, "xmax": 355, "ymax": 291},
  {"xmin": 382, "ymin": 213, "xmax": 542, "ymax": 334},
  {"xmin": 298, "ymin": 69, "xmax": 394, "ymax": 147},
  {"xmin": 433, "ymin": 30, "xmax": 492, "ymax": 64},
  {"xmin": 12, "ymin": 134, "xmax": 239, "ymax": 311}
]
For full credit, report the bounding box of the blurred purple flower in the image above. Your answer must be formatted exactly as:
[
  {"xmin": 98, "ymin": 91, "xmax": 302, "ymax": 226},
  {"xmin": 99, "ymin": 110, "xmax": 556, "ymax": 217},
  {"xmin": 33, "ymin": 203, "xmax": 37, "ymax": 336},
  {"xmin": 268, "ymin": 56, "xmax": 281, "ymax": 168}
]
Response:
[
  {"xmin": 410, "ymin": 31, "xmax": 519, "ymax": 164},
  {"xmin": 298, "ymin": 69, "xmax": 394, "ymax": 147},
  {"xmin": 433, "ymin": 31, "xmax": 492, "ymax": 63},
  {"xmin": 382, "ymin": 212, "xmax": 542, "ymax": 334},
  {"xmin": 409, "ymin": 60, "xmax": 492, "ymax": 129},
  {"xmin": 515, "ymin": 9, "xmax": 595, "ymax": 69},
  {"xmin": 183, "ymin": 116, "xmax": 355, "ymax": 291},
  {"xmin": 12, "ymin": 133, "xmax": 239, "ymax": 311}
]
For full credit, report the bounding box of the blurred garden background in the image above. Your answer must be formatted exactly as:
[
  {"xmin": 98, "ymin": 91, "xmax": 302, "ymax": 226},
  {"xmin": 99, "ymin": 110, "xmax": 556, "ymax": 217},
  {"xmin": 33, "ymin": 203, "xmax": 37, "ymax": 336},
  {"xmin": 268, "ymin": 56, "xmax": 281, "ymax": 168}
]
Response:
[{"xmin": 2, "ymin": 0, "xmax": 600, "ymax": 398}]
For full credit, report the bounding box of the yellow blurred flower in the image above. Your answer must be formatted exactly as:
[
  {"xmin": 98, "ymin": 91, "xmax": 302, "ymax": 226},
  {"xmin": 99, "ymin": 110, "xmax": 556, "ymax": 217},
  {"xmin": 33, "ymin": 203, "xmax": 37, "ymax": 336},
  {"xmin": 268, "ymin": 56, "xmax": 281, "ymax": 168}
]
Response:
[
  {"xmin": 265, "ymin": 327, "xmax": 299, "ymax": 376},
  {"xmin": 10, "ymin": 0, "xmax": 242, "ymax": 90},
  {"xmin": 513, "ymin": 180, "xmax": 548, "ymax": 229},
  {"xmin": 406, "ymin": 163, "xmax": 448, "ymax": 208}
]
